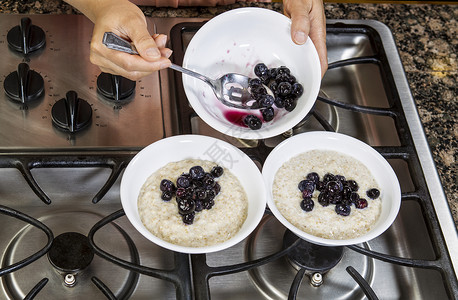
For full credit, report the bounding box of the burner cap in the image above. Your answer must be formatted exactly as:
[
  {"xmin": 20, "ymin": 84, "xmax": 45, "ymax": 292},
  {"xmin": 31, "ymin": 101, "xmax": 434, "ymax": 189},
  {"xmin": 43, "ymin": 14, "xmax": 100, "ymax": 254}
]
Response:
[
  {"xmin": 48, "ymin": 232, "xmax": 94, "ymax": 273},
  {"xmin": 283, "ymin": 230, "xmax": 344, "ymax": 273}
]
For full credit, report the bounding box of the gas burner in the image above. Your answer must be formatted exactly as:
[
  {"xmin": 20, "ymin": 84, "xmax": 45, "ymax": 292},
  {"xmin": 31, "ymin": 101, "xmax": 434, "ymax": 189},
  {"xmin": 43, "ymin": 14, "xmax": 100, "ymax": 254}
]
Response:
[
  {"xmin": 51, "ymin": 91, "xmax": 92, "ymax": 133},
  {"xmin": 3, "ymin": 63, "xmax": 44, "ymax": 104},
  {"xmin": 97, "ymin": 72, "xmax": 136, "ymax": 101},
  {"xmin": 7, "ymin": 17, "xmax": 46, "ymax": 55},
  {"xmin": 282, "ymin": 230, "xmax": 344, "ymax": 273},
  {"xmin": 1, "ymin": 211, "xmax": 139, "ymax": 299},
  {"xmin": 48, "ymin": 232, "xmax": 94, "ymax": 276},
  {"xmin": 245, "ymin": 215, "xmax": 373, "ymax": 299}
]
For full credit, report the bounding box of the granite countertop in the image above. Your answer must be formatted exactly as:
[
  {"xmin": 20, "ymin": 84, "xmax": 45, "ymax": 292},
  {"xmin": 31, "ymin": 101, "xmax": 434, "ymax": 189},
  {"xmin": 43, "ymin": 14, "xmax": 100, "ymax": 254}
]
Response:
[{"xmin": 1, "ymin": 1, "xmax": 456, "ymax": 227}]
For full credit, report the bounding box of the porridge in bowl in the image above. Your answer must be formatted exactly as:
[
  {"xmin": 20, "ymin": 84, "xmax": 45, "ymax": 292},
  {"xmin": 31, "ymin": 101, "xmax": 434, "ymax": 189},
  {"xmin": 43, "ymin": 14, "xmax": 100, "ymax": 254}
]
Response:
[
  {"xmin": 138, "ymin": 159, "xmax": 248, "ymax": 247},
  {"xmin": 273, "ymin": 150, "xmax": 382, "ymax": 240}
]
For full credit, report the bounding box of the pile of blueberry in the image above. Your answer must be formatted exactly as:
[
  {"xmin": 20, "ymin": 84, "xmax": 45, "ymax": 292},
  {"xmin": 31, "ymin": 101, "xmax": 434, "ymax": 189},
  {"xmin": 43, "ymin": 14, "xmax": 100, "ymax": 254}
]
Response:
[
  {"xmin": 298, "ymin": 172, "xmax": 380, "ymax": 216},
  {"xmin": 243, "ymin": 63, "xmax": 304, "ymax": 130},
  {"xmin": 159, "ymin": 165, "xmax": 224, "ymax": 225}
]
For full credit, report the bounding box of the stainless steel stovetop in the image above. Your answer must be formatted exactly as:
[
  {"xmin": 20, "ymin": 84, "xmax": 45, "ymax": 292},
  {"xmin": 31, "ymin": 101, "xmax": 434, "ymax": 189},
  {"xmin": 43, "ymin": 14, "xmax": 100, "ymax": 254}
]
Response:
[{"xmin": 0, "ymin": 14, "xmax": 456, "ymax": 300}]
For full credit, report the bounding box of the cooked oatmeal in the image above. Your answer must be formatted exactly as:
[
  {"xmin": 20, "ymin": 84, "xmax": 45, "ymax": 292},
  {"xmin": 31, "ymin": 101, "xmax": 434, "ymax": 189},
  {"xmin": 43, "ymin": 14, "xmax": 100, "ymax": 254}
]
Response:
[
  {"xmin": 273, "ymin": 150, "xmax": 382, "ymax": 240},
  {"xmin": 138, "ymin": 159, "xmax": 248, "ymax": 247}
]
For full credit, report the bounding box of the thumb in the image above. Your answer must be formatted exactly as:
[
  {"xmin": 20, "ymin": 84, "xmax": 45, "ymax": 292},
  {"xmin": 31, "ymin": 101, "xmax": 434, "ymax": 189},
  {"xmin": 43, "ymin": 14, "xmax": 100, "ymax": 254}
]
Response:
[{"xmin": 129, "ymin": 27, "xmax": 161, "ymax": 61}]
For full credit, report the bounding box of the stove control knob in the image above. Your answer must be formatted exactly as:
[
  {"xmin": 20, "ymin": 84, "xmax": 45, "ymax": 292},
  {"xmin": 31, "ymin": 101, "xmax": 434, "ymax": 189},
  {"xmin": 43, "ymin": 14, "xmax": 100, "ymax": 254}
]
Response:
[
  {"xmin": 4, "ymin": 63, "xmax": 44, "ymax": 103},
  {"xmin": 51, "ymin": 91, "xmax": 92, "ymax": 133},
  {"xmin": 7, "ymin": 17, "xmax": 46, "ymax": 55},
  {"xmin": 97, "ymin": 72, "xmax": 136, "ymax": 101}
]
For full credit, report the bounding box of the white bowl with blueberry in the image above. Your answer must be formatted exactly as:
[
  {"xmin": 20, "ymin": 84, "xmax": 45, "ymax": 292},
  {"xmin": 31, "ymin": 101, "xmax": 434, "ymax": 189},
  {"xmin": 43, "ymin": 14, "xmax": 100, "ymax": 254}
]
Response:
[
  {"xmin": 262, "ymin": 132, "xmax": 401, "ymax": 246},
  {"xmin": 182, "ymin": 7, "xmax": 321, "ymax": 140},
  {"xmin": 120, "ymin": 135, "xmax": 266, "ymax": 254}
]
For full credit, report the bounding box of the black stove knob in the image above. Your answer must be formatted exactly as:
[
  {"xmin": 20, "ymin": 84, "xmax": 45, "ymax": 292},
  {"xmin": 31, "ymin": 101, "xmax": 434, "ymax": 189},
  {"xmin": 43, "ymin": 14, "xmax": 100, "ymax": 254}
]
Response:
[
  {"xmin": 97, "ymin": 72, "xmax": 136, "ymax": 101},
  {"xmin": 7, "ymin": 17, "xmax": 46, "ymax": 55},
  {"xmin": 4, "ymin": 63, "xmax": 44, "ymax": 103},
  {"xmin": 51, "ymin": 91, "xmax": 92, "ymax": 133}
]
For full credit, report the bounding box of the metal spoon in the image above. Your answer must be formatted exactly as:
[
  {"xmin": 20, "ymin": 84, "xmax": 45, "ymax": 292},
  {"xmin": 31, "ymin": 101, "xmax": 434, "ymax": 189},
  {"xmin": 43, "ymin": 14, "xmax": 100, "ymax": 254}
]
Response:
[{"xmin": 102, "ymin": 32, "xmax": 261, "ymax": 109}]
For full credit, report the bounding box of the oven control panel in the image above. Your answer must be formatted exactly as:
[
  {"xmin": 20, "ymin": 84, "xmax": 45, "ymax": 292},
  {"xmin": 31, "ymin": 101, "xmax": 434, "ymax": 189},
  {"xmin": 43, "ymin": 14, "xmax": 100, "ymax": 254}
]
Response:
[{"xmin": 0, "ymin": 15, "xmax": 166, "ymax": 150}]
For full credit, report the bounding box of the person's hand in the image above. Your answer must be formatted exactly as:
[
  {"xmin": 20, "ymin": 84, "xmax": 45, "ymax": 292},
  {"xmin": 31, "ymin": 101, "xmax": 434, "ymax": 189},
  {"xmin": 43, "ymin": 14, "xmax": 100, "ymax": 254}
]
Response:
[
  {"xmin": 65, "ymin": 0, "xmax": 172, "ymax": 81},
  {"xmin": 283, "ymin": 0, "xmax": 327, "ymax": 78}
]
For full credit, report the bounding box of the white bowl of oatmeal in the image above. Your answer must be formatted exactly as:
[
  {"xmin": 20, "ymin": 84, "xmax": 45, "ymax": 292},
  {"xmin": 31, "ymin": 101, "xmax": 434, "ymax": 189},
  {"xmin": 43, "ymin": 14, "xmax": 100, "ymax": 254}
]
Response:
[
  {"xmin": 262, "ymin": 132, "xmax": 401, "ymax": 246},
  {"xmin": 120, "ymin": 135, "xmax": 266, "ymax": 254},
  {"xmin": 182, "ymin": 7, "xmax": 321, "ymax": 140}
]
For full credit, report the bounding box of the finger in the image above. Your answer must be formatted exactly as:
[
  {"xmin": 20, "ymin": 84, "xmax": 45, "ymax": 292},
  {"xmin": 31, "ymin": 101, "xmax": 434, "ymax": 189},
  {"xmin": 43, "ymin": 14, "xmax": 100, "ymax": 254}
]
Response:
[
  {"xmin": 128, "ymin": 24, "xmax": 162, "ymax": 61},
  {"xmin": 284, "ymin": 1, "xmax": 311, "ymax": 45},
  {"xmin": 91, "ymin": 52, "xmax": 170, "ymax": 80},
  {"xmin": 308, "ymin": 1, "xmax": 328, "ymax": 77}
]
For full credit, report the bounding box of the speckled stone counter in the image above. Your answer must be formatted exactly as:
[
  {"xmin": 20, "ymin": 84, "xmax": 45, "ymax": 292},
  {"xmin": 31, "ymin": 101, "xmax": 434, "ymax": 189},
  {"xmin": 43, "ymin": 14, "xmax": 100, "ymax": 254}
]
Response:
[{"xmin": 1, "ymin": 1, "xmax": 456, "ymax": 227}]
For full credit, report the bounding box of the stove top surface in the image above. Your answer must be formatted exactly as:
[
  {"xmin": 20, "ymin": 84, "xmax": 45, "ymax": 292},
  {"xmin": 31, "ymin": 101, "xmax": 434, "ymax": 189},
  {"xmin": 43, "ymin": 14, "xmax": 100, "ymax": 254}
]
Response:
[{"xmin": 0, "ymin": 14, "xmax": 456, "ymax": 300}]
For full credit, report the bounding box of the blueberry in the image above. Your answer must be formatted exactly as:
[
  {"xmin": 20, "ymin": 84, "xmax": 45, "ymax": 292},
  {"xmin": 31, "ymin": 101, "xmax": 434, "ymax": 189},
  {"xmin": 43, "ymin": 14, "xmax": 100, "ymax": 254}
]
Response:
[
  {"xmin": 249, "ymin": 78, "xmax": 262, "ymax": 88},
  {"xmin": 213, "ymin": 182, "xmax": 221, "ymax": 194},
  {"xmin": 329, "ymin": 193, "xmax": 342, "ymax": 204},
  {"xmin": 203, "ymin": 199, "xmax": 215, "ymax": 210},
  {"xmin": 275, "ymin": 73, "xmax": 291, "ymax": 84},
  {"xmin": 278, "ymin": 82, "xmax": 292, "ymax": 96},
  {"xmin": 161, "ymin": 191, "xmax": 173, "ymax": 201},
  {"xmin": 178, "ymin": 199, "xmax": 195, "ymax": 215},
  {"xmin": 176, "ymin": 187, "xmax": 187, "ymax": 199},
  {"xmin": 335, "ymin": 204, "xmax": 351, "ymax": 216},
  {"xmin": 203, "ymin": 174, "xmax": 215, "ymax": 188},
  {"xmin": 342, "ymin": 186, "xmax": 352, "ymax": 200},
  {"xmin": 316, "ymin": 181, "xmax": 326, "ymax": 192},
  {"xmin": 350, "ymin": 192, "xmax": 360, "ymax": 203},
  {"xmin": 243, "ymin": 115, "xmax": 262, "ymax": 130},
  {"xmin": 283, "ymin": 97, "xmax": 297, "ymax": 112},
  {"xmin": 258, "ymin": 94, "xmax": 275, "ymax": 108},
  {"xmin": 194, "ymin": 200, "xmax": 203, "ymax": 212},
  {"xmin": 298, "ymin": 179, "xmax": 316, "ymax": 192},
  {"xmin": 274, "ymin": 96, "xmax": 285, "ymax": 108},
  {"xmin": 355, "ymin": 198, "xmax": 368, "ymax": 209},
  {"xmin": 323, "ymin": 173, "xmax": 336, "ymax": 183},
  {"xmin": 182, "ymin": 212, "xmax": 195, "ymax": 225},
  {"xmin": 291, "ymin": 82, "xmax": 303, "ymax": 98},
  {"xmin": 268, "ymin": 68, "xmax": 278, "ymax": 79},
  {"xmin": 335, "ymin": 175, "xmax": 346, "ymax": 183},
  {"xmin": 189, "ymin": 166, "xmax": 205, "ymax": 180},
  {"xmin": 261, "ymin": 107, "xmax": 275, "ymax": 122},
  {"xmin": 366, "ymin": 188, "xmax": 380, "ymax": 199},
  {"xmin": 306, "ymin": 172, "xmax": 320, "ymax": 184},
  {"xmin": 300, "ymin": 198, "xmax": 314, "ymax": 212},
  {"xmin": 326, "ymin": 181, "xmax": 343, "ymax": 195},
  {"xmin": 251, "ymin": 85, "xmax": 267, "ymax": 100},
  {"xmin": 176, "ymin": 175, "xmax": 191, "ymax": 188},
  {"xmin": 302, "ymin": 189, "xmax": 313, "ymax": 199},
  {"xmin": 196, "ymin": 189, "xmax": 207, "ymax": 200},
  {"xmin": 277, "ymin": 66, "xmax": 291, "ymax": 75},
  {"xmin": 160, "ymin": 179, "xmax": 175, "ymax": 193},
  {"xmin": 318, "ymin": 192, "xmax": 329, "ymax": 206},
  {"xmin": 268, "ymin": 81, "xmax": 278, "ymax": 94},
  {"xmin": 254, "ymin": 63, "xmax": 269, "ymax": 77},
  {"xmin": 209, "ymin": 166, "xmax": 223, "ymax": 178},
  {"xmin": 206, "ymin": 189, "xmax": 217, "ymax": 201},
  {"xmin": 347, "ymin": 180, "xmax": 359, "ymax": 192}
]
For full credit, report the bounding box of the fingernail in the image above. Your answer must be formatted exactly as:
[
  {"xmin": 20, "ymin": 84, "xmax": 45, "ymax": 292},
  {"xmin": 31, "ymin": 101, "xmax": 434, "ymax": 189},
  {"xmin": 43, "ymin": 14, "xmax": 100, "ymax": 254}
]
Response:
[
  {"xmin": 164, "ymin": 49, "xmax": 173, "ymax": 58},
  {"xmin": 160, "ymin": 61, "xmax": 171, "ymax": 69},
  {"xmin": 146, "ymin": 48, "xmax": 161, "ymax": 58},
  {"xmin": 293, "ymin": 31, "xmax": 307, "ymax": 45}
]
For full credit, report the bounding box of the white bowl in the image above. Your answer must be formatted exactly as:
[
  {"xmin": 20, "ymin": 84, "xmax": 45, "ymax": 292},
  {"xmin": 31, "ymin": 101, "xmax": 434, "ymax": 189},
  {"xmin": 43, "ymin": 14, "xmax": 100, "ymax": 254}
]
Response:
[
  {"xmin": 120, "ymin": 135, "xmax": 266, "ymax": 254},
  {"xmin": 262, "ymin": 132, "xmax": 401, "ymax": 246},
  {"xmin": 182, "ymin": 7, "xmax": 321, "ymax": 140}
]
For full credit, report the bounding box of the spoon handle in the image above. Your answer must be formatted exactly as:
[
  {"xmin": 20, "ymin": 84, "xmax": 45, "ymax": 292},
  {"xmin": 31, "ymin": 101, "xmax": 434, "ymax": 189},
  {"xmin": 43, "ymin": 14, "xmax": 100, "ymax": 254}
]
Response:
[{"xmin": 168, "ymin": 64, "xmax": 214, "ymax": 87}]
